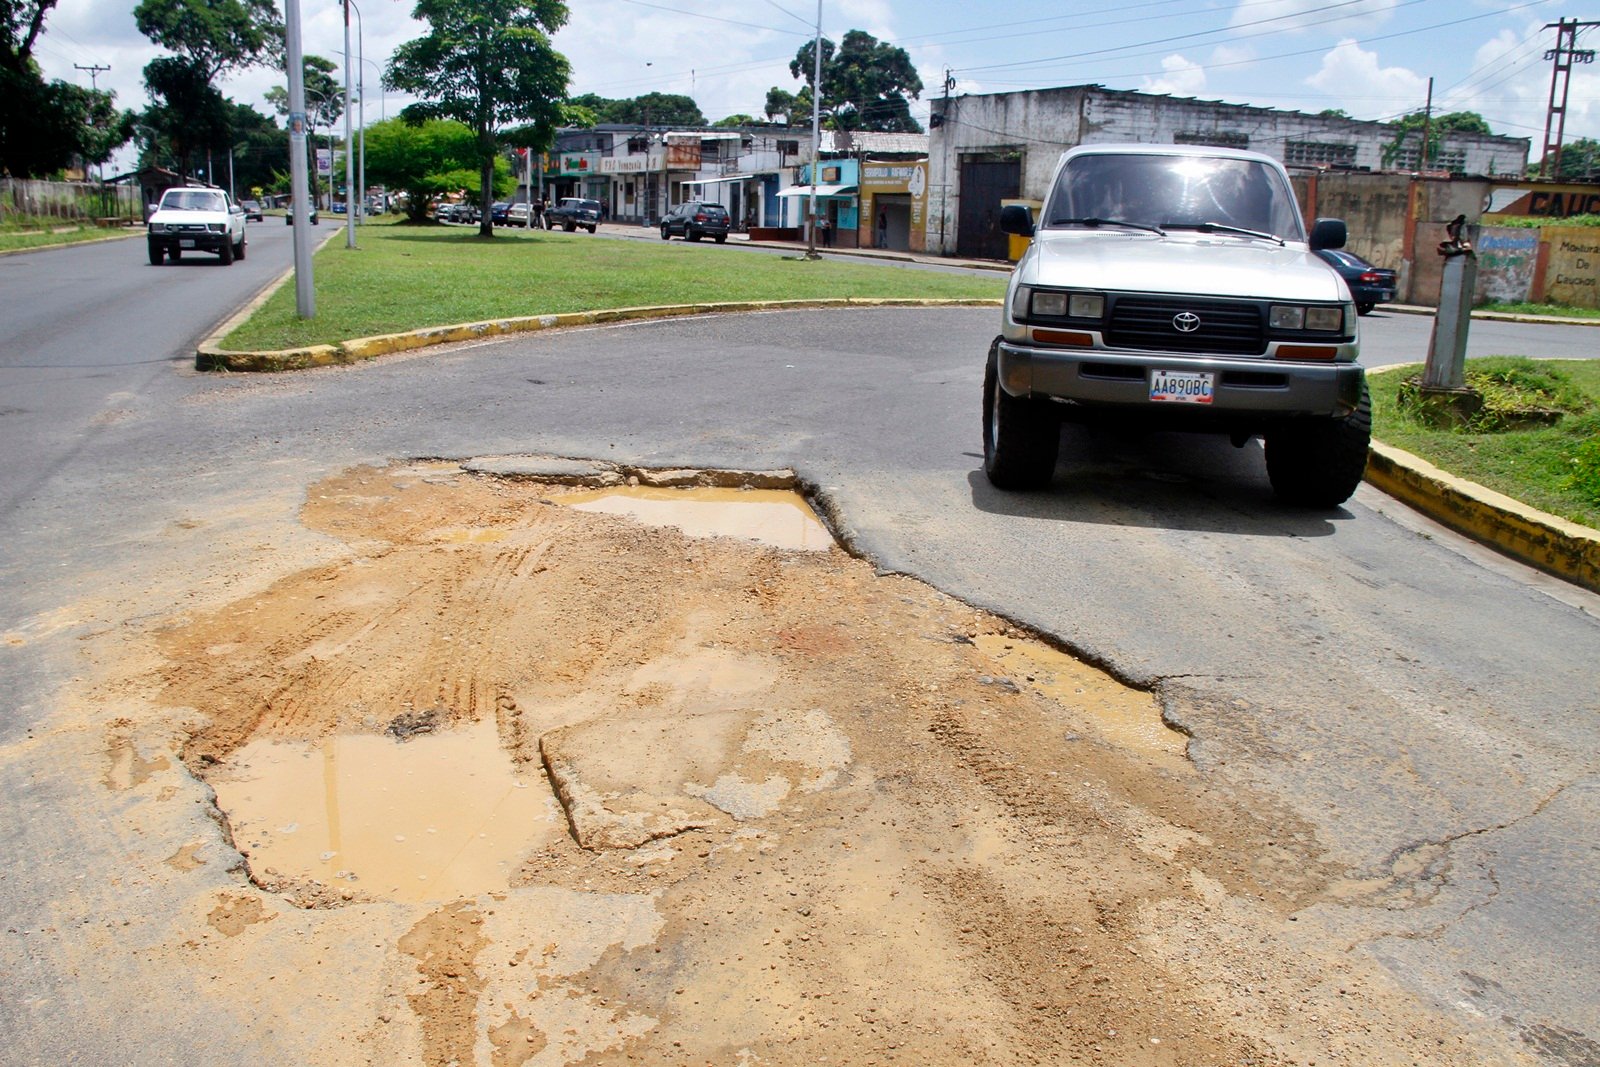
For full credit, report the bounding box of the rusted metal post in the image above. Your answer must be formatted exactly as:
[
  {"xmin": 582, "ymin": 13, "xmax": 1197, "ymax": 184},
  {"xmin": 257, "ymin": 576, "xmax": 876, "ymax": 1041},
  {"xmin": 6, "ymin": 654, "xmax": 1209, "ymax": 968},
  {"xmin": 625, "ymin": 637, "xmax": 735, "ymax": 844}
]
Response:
[{"xmin": 1423, "ymin": 215, "xmax": 1478, "ymax": 390}]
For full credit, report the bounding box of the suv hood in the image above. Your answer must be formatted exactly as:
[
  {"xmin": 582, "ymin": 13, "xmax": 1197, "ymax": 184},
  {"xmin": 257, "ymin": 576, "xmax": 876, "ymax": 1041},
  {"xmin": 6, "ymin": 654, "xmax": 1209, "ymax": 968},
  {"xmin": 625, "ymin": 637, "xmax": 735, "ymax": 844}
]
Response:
[{"xmin": 1023, "ymin": 231, "xmax": 1347, "ymax": 303}]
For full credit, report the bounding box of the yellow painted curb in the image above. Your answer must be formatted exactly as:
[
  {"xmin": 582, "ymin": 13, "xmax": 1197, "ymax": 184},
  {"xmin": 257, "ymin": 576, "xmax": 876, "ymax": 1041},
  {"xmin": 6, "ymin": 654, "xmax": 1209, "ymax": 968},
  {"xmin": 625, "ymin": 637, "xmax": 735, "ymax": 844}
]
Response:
[
  {"xmin": 196, "ymin": 297, "xmax": 1003, "ymax": 372},
  {"xmin": 1365, "ymin": 441, "xmax": 1600, "ymax": 593}
]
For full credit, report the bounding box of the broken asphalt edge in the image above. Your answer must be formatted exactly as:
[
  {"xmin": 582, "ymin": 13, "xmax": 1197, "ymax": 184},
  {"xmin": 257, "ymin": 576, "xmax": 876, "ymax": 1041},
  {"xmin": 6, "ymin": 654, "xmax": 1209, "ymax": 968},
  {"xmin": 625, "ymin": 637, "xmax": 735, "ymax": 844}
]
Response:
[{"xmin": 197, "ymin": 293, "xmax": 1599, "ymax": 595}]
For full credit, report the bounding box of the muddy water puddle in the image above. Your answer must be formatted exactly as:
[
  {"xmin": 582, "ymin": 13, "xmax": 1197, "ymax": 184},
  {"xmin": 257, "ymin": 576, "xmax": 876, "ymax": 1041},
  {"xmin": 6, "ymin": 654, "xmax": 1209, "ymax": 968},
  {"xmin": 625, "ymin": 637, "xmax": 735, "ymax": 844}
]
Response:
[
  {"xmin": 974, "ymin": 634, "xmax": 1187, "ymax": 770},
  {"xmin": 549, "ymin": 486, "xmax": 834, "ymax": 551},
  {"xmin": 210, "ymin": 720, "xmax": 564, "ymax": 903}
]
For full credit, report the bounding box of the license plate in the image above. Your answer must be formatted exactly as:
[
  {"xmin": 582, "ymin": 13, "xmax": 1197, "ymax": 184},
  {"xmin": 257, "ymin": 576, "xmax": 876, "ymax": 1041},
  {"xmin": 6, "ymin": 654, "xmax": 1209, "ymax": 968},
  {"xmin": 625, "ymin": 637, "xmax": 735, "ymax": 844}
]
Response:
[
  {"xmin": 1150, "ymin": 369, "xmax": 1215, "ymax": 404},
  {"xmin": 180, "ymin": 239, "xmax": 196, "ymax": 248}
]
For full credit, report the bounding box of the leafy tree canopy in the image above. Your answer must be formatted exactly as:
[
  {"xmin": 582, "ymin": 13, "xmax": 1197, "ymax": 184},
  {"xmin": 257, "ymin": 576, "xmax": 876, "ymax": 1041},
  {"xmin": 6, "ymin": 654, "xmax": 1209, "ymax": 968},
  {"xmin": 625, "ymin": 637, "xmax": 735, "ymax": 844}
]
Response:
[
  {"xmin": 264, "ymin": 54, "xmax": 344, "ymax": 130},
  {"xmin": 140, "ymin": 54, "xmax": 229, "ymax": 177},
  {"xmin": 566, "ymin": 91, "xmax": 704, "ymax": 127},
  {"xmin": 133, "ymin": 0, "xmax": 282, "ymax": 81},
  {"xmin": 713, "ymin": 114, "xmax": 757, "ymax": 128},
  {"xmin": 789, "ymin": 29, "xmax": 922, "ymax": 133},
  {"xmin": 764, "ymin": 85, "xmax": 811, "ymax": 126},
  {"xmin": 385, "ymin": 0, "xmax": 572, "ymax": 235},
  {"xmin": 359, "ymin": 116, "xmax": 499, "ymax": 222},
  {"xmin": 1, "ymin": 0, "xmax": 134, "ymax": 177}
]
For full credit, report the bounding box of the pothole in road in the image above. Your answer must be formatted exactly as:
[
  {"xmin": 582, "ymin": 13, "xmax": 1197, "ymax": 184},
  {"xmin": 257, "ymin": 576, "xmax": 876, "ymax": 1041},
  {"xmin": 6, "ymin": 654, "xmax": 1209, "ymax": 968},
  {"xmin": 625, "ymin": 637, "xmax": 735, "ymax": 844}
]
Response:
[
  {"xmin": 171, "ymin": 459, "xmax": 1187, "ymax": 910},
  {"xmin": 547, "ymin": 485, "xmax": 835, "ymax": 551},
  {"xmin": 210, "ymin": 719, "xmax": 565, "ymax": 904}
]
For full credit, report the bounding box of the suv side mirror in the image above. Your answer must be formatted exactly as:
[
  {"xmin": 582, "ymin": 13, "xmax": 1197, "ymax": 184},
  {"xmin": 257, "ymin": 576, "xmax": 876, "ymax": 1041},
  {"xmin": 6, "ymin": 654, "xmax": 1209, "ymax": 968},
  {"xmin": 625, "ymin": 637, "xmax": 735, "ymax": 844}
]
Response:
[
  {"xmin": 1000, "ymin": 204, "xmax": 1035, "ymax": 238},
  {"xmin": 1309, "ymin": 217, "xmax": 1347, "ymax": 251}
]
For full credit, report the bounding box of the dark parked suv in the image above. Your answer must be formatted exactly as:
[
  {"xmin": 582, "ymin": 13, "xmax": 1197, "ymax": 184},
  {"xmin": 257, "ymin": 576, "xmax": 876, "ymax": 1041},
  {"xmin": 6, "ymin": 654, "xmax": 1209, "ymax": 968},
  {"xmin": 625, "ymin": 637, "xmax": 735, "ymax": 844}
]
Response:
[
  {"xmin": 546, "ymin": 197, "xmax": 601, "ymax": 232},
  {"xmin": 661, "ymin": 201, "xmax": 730, "ymax": 243}
]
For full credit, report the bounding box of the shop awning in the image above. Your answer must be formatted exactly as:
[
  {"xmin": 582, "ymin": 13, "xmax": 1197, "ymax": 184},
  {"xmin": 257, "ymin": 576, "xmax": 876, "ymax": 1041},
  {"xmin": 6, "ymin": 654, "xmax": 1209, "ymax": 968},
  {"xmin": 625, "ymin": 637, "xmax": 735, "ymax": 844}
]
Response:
[
  {"xmin": 682, "ymin": 174, "xmax": 753, "ymax": 186},
  {"xmin": 776, "ymin": 183, "xmax": 858, "ymax": 198}
]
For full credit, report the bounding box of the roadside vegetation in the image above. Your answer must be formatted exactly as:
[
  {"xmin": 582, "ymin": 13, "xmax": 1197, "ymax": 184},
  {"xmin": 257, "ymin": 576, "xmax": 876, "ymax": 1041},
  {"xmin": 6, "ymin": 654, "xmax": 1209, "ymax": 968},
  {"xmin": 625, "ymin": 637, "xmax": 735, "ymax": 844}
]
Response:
[
  {"xmin": 1371, "ymin": 357, "xmax": 1600, "ymax": 528},
  {"xmin": 1478, "ymin": 301, "xmax": 1600, "ymax": 319},
  {"xmin": 219, "ymin": 219, "xmax": 1006, "ymax": 351},
  {"xmin": 0, "ymin": 214, "xmax": 138, "ymax": 253}
]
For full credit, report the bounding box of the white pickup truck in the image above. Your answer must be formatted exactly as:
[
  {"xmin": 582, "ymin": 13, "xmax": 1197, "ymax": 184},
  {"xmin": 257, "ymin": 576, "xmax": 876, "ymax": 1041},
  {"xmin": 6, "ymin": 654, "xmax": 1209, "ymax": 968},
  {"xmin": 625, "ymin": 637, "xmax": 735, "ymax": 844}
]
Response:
[
  {"xmin": 985, "ymin": 144, "xmax": 1369, "ymax": 508},
  {"xmin": 146, "ymin": 186, "xmax": 247, "ymax": 266}
]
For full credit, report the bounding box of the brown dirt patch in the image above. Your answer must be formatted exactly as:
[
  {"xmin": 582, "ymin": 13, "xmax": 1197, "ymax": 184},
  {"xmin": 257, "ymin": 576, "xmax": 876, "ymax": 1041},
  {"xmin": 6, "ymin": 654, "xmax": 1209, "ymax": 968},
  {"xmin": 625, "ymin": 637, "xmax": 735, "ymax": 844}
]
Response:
[{"xmin": 146, "ymin": 461, "xmax": 1497, "ymax": 1065}]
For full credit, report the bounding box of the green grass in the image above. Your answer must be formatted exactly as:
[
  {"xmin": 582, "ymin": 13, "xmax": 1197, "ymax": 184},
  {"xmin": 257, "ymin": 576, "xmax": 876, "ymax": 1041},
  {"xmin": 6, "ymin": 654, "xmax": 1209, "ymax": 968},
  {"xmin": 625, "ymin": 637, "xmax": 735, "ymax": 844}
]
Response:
[
  {"xmin": 1479, "ymin": 301, "xmax": 1600, "ymax": 319},
  {"xmin": 1371, "ymin": 357, "xmax": 1600, "ymax": 529},
  {"xmin": 0, "ymin": 215, "xmax": 139, "ymax": 253},
  {"xmin": 221, "ymin": 217, "xmax": 1006, "ymax": 351}
]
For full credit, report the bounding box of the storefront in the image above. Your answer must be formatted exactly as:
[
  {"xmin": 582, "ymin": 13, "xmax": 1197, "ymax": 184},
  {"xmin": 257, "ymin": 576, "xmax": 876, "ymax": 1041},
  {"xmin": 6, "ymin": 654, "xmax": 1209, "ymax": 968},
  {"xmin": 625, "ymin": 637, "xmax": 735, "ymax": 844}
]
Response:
[
  {"xmin": 859, "ymin": 160, "xmax": 929, "ymax": 253},
  {"xmin": 777, "ymin": 160, "xmax": 860, "ymax": 247}
]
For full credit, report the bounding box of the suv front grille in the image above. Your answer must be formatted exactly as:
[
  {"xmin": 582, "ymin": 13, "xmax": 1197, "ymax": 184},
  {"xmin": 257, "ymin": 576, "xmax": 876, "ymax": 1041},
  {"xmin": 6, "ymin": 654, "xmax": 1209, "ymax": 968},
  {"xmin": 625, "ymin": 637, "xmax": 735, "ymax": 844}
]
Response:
[{"xmin": 1107, "ymin": 297, "xmax": 1264, "ymax": 356}]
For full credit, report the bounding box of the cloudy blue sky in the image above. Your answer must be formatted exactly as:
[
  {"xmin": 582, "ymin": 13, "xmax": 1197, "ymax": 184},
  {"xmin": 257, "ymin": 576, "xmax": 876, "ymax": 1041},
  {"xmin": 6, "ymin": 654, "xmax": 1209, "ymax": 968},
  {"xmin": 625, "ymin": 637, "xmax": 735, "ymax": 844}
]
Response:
[{"xmin": 29, "ymin": 0, "xmax": 1600, "ymax": 165}]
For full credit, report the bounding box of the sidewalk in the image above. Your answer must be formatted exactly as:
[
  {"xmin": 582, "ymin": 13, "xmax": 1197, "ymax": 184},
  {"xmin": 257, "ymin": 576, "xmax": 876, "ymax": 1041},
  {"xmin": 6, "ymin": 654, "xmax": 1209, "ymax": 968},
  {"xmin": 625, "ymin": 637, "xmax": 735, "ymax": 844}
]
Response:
[{"xmin": 597, "ymin": 220, "xmax": 1015, "ymax": 274}]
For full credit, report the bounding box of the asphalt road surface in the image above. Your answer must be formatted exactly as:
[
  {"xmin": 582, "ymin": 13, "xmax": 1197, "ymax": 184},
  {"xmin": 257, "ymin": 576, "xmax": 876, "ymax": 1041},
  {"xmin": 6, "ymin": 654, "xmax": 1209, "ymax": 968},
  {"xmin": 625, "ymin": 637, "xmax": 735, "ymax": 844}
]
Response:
[{"xmin": 2, "ymin": 230, "xmax": 1598, "ymax": 1064}]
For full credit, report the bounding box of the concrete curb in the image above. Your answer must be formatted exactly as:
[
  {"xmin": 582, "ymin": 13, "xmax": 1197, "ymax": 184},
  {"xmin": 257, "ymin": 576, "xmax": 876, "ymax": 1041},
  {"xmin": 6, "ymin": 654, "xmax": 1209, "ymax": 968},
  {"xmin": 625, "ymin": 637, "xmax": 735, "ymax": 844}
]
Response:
[
  {"xmin": 195, "ymin": 297, "xmax": 1003, "ymax": 372},
  {"xmin": 1364, "ymin": 441, "xmax": 1600, "ymax": 593},
  {"xmin": 1364, "ymin": 362, "xmax": 1599, "ymax": 593}
]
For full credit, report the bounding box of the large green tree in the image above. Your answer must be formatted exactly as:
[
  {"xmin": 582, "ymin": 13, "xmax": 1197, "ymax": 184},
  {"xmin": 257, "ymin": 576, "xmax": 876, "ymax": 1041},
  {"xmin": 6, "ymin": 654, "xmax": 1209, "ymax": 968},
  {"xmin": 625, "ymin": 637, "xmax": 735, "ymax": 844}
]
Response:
[
  {"xmin": 133, "ymin": 0, "xmax": 282, "ymax": 81},
  {"xmin": 786, "ymin": 29, "xmax": 922, "ymax": 133},
  {"xmin": 385, "ymin": 0, "xmax": 573, "ymax": 237},
  {"xmin": 359, "ymin": 116, "xmax": 491, "ymax": 222},
  {"xmin": 134, "ymin": 0, "xmax": 281, "ymax": 179},
  {"xmin": 1, "ymin": 0, "xmax": 133, "ymax": 177}
]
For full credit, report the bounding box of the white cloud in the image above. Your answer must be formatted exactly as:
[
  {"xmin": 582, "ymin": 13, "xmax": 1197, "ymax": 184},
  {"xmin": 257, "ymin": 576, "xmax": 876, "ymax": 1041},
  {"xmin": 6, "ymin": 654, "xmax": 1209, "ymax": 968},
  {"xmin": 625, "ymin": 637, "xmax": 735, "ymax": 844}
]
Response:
[
  {"xmin": 1142, "ymin": 54, "xmax": 1207, "ymax": 97},
  {"xmin": 1305, "ymin": 39, "xmax": 1427, "ymax": 121}
]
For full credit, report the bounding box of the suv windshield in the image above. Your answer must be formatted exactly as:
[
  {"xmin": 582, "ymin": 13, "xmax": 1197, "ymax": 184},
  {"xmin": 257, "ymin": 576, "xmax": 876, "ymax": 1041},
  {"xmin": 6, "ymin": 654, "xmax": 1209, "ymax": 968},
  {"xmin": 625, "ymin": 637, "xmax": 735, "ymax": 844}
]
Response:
[
  {"xmin": 1045, "ymin": 154, "xmax": 1303, "ymax": 241},
  {"xmin": 161, "ymin": 189, "xmax": 229, "ymax": 212}
]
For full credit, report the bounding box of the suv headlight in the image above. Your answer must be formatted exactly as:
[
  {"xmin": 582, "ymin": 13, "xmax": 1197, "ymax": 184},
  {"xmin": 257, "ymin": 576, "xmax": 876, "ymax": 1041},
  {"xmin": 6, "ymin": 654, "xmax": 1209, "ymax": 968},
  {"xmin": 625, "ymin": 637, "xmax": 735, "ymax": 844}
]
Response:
[
  {"xmin": 207, "ymin": 223, "xmax": 225, "ymax": 233},
  {"xmin": 150, "ymin": 223, "xmax": 168, "ymax": 234},
  {"xmin": 1270, "ymin": 304, "xmax": 1346, "ymax": 332},
  {"xmin": 1012, "ymin": 286, "xmax": 1105, "ymax": 322}
]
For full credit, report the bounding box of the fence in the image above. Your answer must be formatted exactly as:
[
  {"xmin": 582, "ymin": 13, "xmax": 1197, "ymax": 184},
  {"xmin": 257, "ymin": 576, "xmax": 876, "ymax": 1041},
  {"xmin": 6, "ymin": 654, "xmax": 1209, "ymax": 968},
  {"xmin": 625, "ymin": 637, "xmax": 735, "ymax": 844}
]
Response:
[{"xmin": 0, "ymin": 178, "xmax": 144, "ymax": 226}]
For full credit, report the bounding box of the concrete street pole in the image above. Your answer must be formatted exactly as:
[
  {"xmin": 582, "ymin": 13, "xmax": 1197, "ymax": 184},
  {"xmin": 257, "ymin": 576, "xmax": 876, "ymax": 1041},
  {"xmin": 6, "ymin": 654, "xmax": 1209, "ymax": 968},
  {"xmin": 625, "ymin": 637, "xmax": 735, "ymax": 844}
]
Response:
[
  {"xmin": 806, "ymin": 0, "xmax": 822, "ymax": 260},
  {"xmin": 343, "ymin": 0, "xmax": 355, "ymax": 249},
  {"xmin": 285, "ymin": 0, "xmax": 314, "ymax": 317}
]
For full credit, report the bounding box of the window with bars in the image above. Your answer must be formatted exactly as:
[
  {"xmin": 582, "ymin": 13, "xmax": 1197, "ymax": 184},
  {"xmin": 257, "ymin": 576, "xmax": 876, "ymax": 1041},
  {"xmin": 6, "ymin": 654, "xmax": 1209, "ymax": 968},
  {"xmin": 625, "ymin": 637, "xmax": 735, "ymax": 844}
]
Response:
[{"xmin": 1285, "ymin": 141, "xmax": 1357, "ymax": 167}]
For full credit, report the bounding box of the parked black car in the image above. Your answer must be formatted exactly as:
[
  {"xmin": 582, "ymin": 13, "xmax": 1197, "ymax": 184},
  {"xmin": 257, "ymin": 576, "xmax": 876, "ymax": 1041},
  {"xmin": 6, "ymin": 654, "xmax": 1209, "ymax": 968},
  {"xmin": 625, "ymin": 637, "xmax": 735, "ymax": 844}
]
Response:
[
  {"xmin": 661, "ymin": 201, "xmax": 730, "ymax": 243},
  {"xmin": 1315, "ymin": 248, "xmax": 1398, "ymax": 315},
  {"xmin": 546, "ymin": 197, "xmax": 601, "ymax": 233},
  {"xmin": 491, "ymin": 201, "xmax": 512, "ymax": 225}
]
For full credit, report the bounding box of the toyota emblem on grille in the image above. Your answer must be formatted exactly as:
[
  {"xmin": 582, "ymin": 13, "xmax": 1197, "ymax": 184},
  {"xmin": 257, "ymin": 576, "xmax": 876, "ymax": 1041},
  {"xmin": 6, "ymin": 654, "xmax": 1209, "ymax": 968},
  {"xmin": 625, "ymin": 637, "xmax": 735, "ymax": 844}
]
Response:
[{"xmin": 1172, "ymin": 312, "xmax": 1202, "ymax": 333}]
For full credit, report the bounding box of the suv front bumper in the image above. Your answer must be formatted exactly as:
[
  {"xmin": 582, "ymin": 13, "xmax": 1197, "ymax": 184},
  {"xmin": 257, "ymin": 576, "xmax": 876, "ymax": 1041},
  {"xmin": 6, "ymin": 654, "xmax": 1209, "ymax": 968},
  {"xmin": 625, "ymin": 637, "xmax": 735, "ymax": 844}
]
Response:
[
  {"xmin": 996, "ymin": 339, "xmax": 1365, "ymax": 418},
  {"xmin": 149, "ymin": 231, "xmax": 231, "ymax": 254}
]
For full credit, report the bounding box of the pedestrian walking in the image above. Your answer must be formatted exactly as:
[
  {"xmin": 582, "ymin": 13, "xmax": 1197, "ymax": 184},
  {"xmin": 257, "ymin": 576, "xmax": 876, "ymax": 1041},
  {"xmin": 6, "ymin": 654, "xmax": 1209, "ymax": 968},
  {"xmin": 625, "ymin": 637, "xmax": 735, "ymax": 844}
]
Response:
[
  {"xmin": 876, "ymin": 210, "xmax": 888, "ymax": 248},
  {"xmin": 817, "ymin": 214, "xmax": 832, "ymax": 248}
]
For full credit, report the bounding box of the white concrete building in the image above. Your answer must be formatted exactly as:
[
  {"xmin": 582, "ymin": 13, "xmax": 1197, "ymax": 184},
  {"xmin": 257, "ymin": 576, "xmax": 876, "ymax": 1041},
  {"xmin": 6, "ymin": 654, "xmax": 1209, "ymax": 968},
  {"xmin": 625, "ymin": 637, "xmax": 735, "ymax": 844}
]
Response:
[{"xmin": 926, "ymin": 85, "xmax": 1531, "ymax": 258}]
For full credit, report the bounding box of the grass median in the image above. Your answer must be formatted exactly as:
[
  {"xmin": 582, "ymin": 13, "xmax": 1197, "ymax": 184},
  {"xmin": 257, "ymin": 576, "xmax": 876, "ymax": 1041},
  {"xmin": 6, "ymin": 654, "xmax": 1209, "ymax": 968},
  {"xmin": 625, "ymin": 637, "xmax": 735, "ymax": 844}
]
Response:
[
  {"xmin": 1371, "ymin": 357, "xmax": 1600, "ymax": 529},
  {"xmin": 220, "ymin": 218, "xmax": 1007, "ymax": 352}
]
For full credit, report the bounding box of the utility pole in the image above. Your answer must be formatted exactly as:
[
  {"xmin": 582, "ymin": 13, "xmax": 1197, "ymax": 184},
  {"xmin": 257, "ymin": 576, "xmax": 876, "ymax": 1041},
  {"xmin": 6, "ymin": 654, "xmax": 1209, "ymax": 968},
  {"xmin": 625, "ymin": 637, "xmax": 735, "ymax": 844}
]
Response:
[
  {"xmin": 1540, "ymin": 18, "xmax": 1598, "ymax": 177},
  {"xmin": 937, "ymin": 69, "xmax": 954, "ymax": 255},
  {"xmin": 74, "ymin": 63, "xmax": 109, "ymax": 91},
  {"xmin": 285, "ymin": 0, "xmax": 315, "ymax": 317},
  {"xmin": 806, "ymin": 0, "xmax": 822, "ymax": 260},
  {"xmin": 342, "ymin": 0, "xmax": 355, "ymax": 248},
  {"xmin": 1420, "ymin": 77, "xmax": 1433, "ymax": 172},
  {"xmin": 75, "ymin": 64, "xmax": 111, "ymax": 188}
]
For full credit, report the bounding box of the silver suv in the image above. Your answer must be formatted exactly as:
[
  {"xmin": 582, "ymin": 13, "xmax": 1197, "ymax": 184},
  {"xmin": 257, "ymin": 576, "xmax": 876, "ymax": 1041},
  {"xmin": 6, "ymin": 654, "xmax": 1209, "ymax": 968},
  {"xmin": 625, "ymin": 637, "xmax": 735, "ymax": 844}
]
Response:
[
  {"xmin": 146, "ymin": 186, "xmax": 247, "ymax": 265},
  {"xmin": 985, "ymin": 144, "xmax": 1368, "ymax": 507}
]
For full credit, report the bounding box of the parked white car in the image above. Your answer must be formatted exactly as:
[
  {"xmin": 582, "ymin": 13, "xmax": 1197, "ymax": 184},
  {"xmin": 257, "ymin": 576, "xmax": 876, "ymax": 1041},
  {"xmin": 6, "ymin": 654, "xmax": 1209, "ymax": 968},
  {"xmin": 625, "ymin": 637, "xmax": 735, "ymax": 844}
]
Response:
[{"xmin": 146, "ymin": 186, "xmax": 247, "ymax": 266}]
